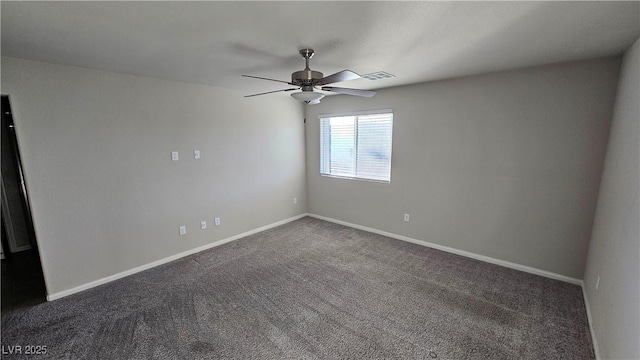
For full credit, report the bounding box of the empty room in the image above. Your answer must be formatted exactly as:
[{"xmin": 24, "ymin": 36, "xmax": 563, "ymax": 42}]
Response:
[{"xmin": 1, "ymin": 1, "xmax": 638, "ymax": 359}]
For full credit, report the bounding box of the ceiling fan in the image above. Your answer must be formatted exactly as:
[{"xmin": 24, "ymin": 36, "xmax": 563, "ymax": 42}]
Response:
[{"xmin": 242, "ymin": 48, "xmax": 376, "ymax": 105}]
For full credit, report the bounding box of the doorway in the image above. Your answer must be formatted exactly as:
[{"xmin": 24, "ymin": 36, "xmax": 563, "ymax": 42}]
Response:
[{"xmin": 1, "ymin": 95, "xmax": 46, "ymax": 315}]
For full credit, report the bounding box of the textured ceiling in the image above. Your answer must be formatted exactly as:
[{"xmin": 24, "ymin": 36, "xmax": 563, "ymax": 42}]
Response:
[{"xmin": 2, "ymin": 1, "xmax": 639, "ymax": 96}]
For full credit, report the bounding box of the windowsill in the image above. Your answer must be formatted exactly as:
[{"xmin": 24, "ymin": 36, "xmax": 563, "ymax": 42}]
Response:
[{"xmin": 320, "ymin": 173, "xmax": 390, "ymax": 184}]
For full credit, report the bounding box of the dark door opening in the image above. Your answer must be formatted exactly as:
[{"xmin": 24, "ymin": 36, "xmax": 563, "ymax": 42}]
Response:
[{"xmin": 1, "ymin": 95, "xmax": 47, "ymax": 315}]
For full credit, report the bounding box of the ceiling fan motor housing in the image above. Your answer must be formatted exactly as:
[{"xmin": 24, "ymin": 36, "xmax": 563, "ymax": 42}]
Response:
[{"xmin": 292, "ymin": 69, "xmax": 323, "ymax": 88}]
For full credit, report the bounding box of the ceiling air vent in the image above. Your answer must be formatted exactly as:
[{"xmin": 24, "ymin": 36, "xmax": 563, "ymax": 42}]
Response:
[{"xmin": 361, "ymin": 71, "xmax": 395, "ymax": 80}]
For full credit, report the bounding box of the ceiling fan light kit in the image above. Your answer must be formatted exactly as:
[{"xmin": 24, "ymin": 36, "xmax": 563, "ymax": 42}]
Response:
[
  {"xmin": 290, "ymin": 91, "xmax": 325, "ymax": 103},
  {"xmin": 243, "ymin": 48, "xmax": 380, "ymax": 105}
]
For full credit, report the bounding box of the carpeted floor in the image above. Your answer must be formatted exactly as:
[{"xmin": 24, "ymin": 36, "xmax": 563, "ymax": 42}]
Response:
[{"xmin": 1, "ymin": 217, "xmax": 594, "ymax": 359}]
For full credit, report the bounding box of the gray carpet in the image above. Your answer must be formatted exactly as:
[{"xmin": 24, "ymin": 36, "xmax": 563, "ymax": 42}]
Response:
[{"xmin": 1, "ymin": 217, "xmax": 594, "ymax": 359}]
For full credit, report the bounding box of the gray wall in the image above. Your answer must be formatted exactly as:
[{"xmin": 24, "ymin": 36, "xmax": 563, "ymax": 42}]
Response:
[
  {"xmin": 306, "ymin": 58, "xmax": 620, "ymax": 279},
  {"xmin": 1, "ymin": 57, "xmax": 307, "ymax": 296},
  {"xmin": 584, "ymin": 39, "xmax": 640, "ymax": 360}
]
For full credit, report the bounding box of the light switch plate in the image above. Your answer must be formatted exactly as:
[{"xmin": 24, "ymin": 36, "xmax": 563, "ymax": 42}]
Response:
[{"xmin": 172, "ymin": 151, "xmax": 179, "ymax": 161}]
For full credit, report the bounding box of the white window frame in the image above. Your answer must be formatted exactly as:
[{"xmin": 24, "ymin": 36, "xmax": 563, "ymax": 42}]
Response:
[{"xmin": 319, "ymin": 109, "xmax": 393, "ymax": 183}]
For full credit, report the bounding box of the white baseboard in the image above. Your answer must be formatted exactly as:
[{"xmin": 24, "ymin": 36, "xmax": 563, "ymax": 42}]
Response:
[
  {"xmin": 47, "ymin": 213, "xmax": 308, "ymax": 301},
  {"xmin": 581, "ymin": 284, "xmax": 601, "ymax": 359},
  {"xmin": 308, "ymin": 213, "xmax": 582, "ymax": 285}
]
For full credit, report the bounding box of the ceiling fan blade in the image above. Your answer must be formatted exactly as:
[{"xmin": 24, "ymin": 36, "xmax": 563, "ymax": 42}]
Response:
[
  {"xmin": 244, "ymin": 88, "xmax": 299, "ymax": 98},
  {"xmin": 242, "ymin": 74, "xmax": 294, "ymax": 85},
  {"xmin": 321, "ymin": 86, "xmax": 376, "ymax": 97},
  {"xmin": 315, "ymin": 70, "xmax": 361, "ymax": 86}
]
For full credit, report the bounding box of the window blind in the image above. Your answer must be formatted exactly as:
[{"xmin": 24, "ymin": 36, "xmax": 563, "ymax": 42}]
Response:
[{"xmin": 320, "ymin": 111, "xmax": 393, "ymax": 182}]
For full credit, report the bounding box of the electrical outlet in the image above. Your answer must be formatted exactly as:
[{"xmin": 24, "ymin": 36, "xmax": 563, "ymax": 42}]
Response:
[
  {"xmin": 200, "ymin": 220, "xmax": 207, "ymax": 230},
  {"xmin": 171, "ymin": 151, "xmax": 179, "ymax": 161},
  {"xmin": 595, "ymin": 275, "xmax": 600, "ymax": 291},
  {"xmin": 194, "ymin": 150, "xmax": 201, "ymax": 159},
  {"xmin": 179, "ymin": 225, "xmax": 186, "ymax": 235},
  {"xmin": 404, "ymin": 214, "xmax": 410, "ymax": 222},
  {"xmin": 293, "ymin": 197, "xmax": 298, "ymax": 204},
  {"xmin": 214, "ymin": 217, "xmax": 221, "ymax": 226}
]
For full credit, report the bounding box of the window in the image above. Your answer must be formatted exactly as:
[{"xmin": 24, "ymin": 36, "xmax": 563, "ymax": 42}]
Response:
[{"xmin": 320, "ymin": 110, "xmax": 393, "ymax": 182}]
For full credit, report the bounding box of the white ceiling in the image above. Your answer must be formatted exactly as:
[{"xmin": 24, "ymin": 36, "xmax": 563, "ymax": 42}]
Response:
[{"xmin": 2, "ymin": 1, "xmax": 639, "ymax": 96}]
